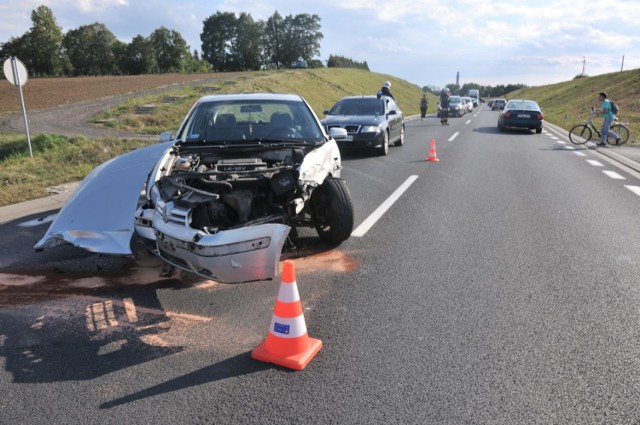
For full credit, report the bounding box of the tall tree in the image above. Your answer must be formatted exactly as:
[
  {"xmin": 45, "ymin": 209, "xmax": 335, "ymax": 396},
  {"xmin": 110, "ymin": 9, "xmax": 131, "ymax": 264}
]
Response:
[
  {"xmin": 263, "ymin": 11, "xmax": 285, "ymax": 69},
  {"xmin": 64, "ymin": 22, "xmax": 118, "ymax": 75},
  {"xmin": 281, "ymin": 14, "xmax": 322, "ymax": 68},
  {"xmin": 122, "ymin": 35, "xmax": 155, "ymax": 75},
  {"xmin": 150, "ymin": 27, "xmax": 189, "ymax": 73},
  {"xmin": 230, "ymin": 13, "xmax": 262, "ymax": 71},
  {"xmin": 25, "ymin": 6, "xmax": 66, "ymax": 76},
  {"xmin": 201, "ymin": 11, "xmax": 237, "ymax": 71}
]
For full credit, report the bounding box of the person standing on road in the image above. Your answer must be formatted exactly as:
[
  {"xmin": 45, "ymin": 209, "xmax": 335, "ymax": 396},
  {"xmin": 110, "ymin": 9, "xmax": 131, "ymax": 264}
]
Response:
[
  {"xmin": 440, "ymin": 87, "xmax": 451, "ymax": 125},
  {"xmin": 377, "ymin": 81, "xmax": 395, "ymax": 100},
  {"xmin": 594, "ymin": 91, "xmax": 620, "ymax": 147},
  {"xmin": 420, "ymin": 94, "xmax": 428, "ymax": 120}
]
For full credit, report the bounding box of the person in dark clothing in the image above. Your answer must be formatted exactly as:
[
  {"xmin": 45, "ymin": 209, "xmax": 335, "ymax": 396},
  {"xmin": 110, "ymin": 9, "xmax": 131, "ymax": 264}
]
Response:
[
  {"xmin": 440, "ymin": 87, "xmax": 451, "ymax": 125},
  {"xmin": 377, "ymin": 81, "xmax": 395, "ymax": 100},
  {"xmin": 420, "ymin": 94, "xmax": 428, "ymax": 120}
]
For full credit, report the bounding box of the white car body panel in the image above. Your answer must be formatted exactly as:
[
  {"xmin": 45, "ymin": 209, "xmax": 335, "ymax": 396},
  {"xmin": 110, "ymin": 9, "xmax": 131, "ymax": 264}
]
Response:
[{"xmin": 34, "ymin": 141, "xmax": 173, "ymax": 254}]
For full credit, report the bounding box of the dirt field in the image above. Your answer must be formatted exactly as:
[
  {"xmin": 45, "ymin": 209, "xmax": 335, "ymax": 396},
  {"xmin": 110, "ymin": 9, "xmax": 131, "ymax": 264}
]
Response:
[{"xmin": 0, "ymin": 72, "xmax": 244, "ymax": 114}]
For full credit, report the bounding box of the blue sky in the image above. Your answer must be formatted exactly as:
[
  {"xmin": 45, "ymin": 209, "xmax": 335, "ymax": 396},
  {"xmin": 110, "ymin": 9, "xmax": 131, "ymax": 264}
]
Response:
[{"xmin": 1, "ymin": 0, "xmax": 639, "ymax": 88}]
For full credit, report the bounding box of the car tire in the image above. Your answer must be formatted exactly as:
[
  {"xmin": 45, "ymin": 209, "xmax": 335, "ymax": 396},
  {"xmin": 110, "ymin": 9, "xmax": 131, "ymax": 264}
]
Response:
[
  {"xmin": 535, "ymin": 127, "xmax": 542, "ymax": 134},
  {"xmin": 376, "ymin": 130, "xmax": 389, "ymax": 156},
  {"xmin": 310, "ymin": 177, "xmax": 354, "ymax": 244},
  {"xmin": 395, "ymin": 124, "xmax": 405, "ymax": 146}
]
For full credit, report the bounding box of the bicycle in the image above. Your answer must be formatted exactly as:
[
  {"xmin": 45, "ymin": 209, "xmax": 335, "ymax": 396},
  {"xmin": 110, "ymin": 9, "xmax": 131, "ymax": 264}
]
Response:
[{"xmin": 569, "ymin": 109, "xmax": 630, "ymax": 146}]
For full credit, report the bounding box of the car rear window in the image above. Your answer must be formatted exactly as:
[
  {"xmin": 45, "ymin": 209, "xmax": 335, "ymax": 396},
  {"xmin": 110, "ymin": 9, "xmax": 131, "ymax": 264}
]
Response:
[
  {"xmin": 506, "ymin": 101, "xmax": 538, "ymax": 110},
  {"xmin": 329, "ymin": 99, "xmax": 384, "ymax": 115}
]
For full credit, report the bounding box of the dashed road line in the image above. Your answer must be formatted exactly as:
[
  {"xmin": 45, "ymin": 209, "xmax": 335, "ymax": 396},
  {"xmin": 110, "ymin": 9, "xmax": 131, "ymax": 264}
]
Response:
[
  {"xmin": 625, "ymin": 186, "xmax": 640, "ymax": 197},
  {"xmin": 587, "ymin": 159, "xmax": 604, "ymax": 167},
  {"xmin": 352, "ymin": 175, "xmax": 418, "ymax": 237},
  {"xmin": 448, "ymin": 132, "xmax": 459, "ymax": 142},
  {"xmin": 602, "ymin": 170, "xmax": 626, "ymax": 180}
]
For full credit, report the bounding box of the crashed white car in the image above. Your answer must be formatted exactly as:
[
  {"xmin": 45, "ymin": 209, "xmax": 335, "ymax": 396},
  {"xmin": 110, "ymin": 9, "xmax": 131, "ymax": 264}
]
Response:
[{"xmin": 35, "ymin": 93, "xmax": 354, "ymax": 283}]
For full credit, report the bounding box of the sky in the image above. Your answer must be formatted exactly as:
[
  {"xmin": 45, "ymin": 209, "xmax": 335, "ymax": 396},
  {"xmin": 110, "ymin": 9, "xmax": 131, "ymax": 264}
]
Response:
[{"xmin": 1, "ymin": 0, "xmax": 639, "ymax": 88}]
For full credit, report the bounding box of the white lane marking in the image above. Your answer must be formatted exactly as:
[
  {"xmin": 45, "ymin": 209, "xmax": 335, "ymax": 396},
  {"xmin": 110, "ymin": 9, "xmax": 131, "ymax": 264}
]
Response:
[
  {"xmin": 448, "ymin": 132, "xmax": 459, "ymax": 142},
  {"xmin": 564, "ymin": 145, "xmax": 575, "ymax": 150},
  {"xmin": 556, "ymin": 140, "xmax": 566, "ymax": 144},
  {"xmin": 625, "ymin": 186, "xmax": 640, "ymax": 196},
  {"xmin": 574, "ymin": 151, "xmax": 587, "ymax": 156},
  {"xmin": 603, "ymin": 170, "xmax": 626, "ymax": 180},
  {"xmin": 351, "ymin": 175, "xmax": 419, "ymax": 237},
  {"xmin": 587, "ymin": 160, "xmax": 604, "ymax": 167},
  {"xmin": 465, "ymin": 120, "xmax": 471, "ymax": 125}
]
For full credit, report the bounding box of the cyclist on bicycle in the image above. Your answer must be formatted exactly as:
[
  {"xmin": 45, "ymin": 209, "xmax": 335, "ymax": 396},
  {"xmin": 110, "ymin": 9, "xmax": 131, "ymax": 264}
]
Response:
[{"xmin": 593, "ymin": 91, "xmax": 620, "ymax": 147}]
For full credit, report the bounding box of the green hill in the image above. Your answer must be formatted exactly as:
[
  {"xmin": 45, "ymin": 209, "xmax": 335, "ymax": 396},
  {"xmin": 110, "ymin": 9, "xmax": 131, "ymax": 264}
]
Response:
[
  {"xmin": 507, "ymin": 69, "xmax": 640, "ymax": 145},
  {"xmin": 95, "ymin": 68, "xmax": 433, "ymax": 134}
]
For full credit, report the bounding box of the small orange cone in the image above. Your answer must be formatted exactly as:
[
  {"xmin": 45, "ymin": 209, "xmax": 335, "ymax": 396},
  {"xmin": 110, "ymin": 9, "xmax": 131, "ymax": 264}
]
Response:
[
  {"xmin": 426, "ymin": 139, "xmax": 439, "ymax": 162},
  {"xmin": 251, "ymin": 260, "xmax": 322, "ymax": 370}
]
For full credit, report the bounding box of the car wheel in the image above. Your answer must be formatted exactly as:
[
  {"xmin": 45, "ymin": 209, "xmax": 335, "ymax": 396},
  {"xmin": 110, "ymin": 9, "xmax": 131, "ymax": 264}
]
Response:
[
  {"xmin": 376, "ymin": 130, "xmax": 389, "ymax": 156},
  {"xmin": 498, "ymin": 122, "xmax": 505, "ymax": 132},
  {"xmin": 395, "ymin": 124, "xmax": 405, "ymax": 146},
  {"xmin": 535, "ymin": 127, "xmax": 542, "ymax": 134},
  {"xmin": 310, "ymin": 177, "xmax": 354, "ymax": 244}
]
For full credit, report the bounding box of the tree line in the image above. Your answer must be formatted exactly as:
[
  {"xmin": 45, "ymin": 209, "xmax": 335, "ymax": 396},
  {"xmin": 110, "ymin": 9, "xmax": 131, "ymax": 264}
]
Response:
[
  {"xmin": 424, "ymin": 82, "xmax": 528, "ymax": 99},
  {"xmin": 0, "ymin": 6, "xmax": 325, "ymax": 77}
]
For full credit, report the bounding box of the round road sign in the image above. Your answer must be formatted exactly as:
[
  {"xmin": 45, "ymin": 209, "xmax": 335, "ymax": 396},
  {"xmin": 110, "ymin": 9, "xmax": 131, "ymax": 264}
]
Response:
[{"xmin": 3, "ymin": 57, "xmax": 28, "ymax": 86}]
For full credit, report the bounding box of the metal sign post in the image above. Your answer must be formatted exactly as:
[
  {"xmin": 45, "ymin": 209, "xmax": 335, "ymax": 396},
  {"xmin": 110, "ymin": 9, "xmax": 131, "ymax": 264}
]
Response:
[{"xmin": 3, "ymin": 56, "xmax": 32, "ymax": 158}]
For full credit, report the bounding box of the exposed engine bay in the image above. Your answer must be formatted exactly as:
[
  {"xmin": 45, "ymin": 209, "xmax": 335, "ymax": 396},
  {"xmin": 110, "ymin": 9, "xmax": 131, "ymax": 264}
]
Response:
[{"xmin": 152, "ymin": 146, "xmax": 311, "ymax": 234}]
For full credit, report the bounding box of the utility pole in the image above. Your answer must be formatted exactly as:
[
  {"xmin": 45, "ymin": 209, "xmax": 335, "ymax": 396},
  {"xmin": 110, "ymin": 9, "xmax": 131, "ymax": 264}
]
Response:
[
  {"xmin": 621, "ymin": 55, "xmax": 625, "ymax": 72},
  {"xmin": 581, "ymin": 57, "xmax": 586, "ymax": 77}
]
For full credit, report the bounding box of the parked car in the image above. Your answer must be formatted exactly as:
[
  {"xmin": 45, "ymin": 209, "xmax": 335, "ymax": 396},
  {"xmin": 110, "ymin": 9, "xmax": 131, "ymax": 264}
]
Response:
[
  {"xmin": 320, "ymin": 95, "xmax": 404, "ymax": 156},
  {"xmin": 491, "ymin": 99, "xmax": 507, "ymax": 110},
  {"xmin": 438, "ymin": 95, "xmax": 465, "ymax": 117},
  {"xmin": 497, "ymin": 99, "xmax": 544, "ymax": 133},
  {"xmin": 35, "ymin": 93, "xmax": 355, "ymax": 283}
]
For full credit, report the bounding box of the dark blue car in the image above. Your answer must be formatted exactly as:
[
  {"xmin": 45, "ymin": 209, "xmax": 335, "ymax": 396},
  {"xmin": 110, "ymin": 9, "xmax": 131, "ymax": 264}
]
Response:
[{"xmin": 497, "ymin": 99, "xmax": 544, "ymax": 134}]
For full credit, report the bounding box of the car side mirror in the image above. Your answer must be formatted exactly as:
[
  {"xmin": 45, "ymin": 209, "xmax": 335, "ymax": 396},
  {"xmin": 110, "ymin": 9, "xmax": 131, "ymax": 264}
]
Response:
[
  {"xmin": 329, "ymin": 127, "xmax": 348, "ymax": 140},
  {"xmin": 159, "ymin": 131, "xmax": 173, "ymax": 143},
  {"xmin": 323, "ymin": 110, "xmax": 329, "ymax": 115}
]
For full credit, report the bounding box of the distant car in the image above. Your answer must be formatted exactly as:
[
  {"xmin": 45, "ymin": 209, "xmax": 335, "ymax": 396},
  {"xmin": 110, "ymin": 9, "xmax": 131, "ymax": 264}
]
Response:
[
  {"xmin": 497, "ymin": 99, "xmax": 544, "ymax": 134},
  {"xmin": 321, "ymin": 95, "xmax": 404, "ymax": 156},
  {"xmin": 462, "ymin": 96, "xmax": 474, "ymax": 113},
  {"xmin": 438, "ymin": 95, "xmax": 465, "ymax": 117},
  {"xmin": 491, "ymin": 99, "xmax": 507, "ymax": 110}
]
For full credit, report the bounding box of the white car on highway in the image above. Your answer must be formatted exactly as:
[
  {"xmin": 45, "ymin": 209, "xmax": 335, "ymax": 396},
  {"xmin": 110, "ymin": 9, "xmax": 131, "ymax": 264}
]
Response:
[{"xmin": 35, "ymin": 93, "xmax": 354, "ymax": 283}]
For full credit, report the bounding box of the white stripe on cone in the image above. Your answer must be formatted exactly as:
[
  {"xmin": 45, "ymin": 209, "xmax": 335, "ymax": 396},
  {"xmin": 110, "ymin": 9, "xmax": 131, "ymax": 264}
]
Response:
[{"xmin": 269, "ymin": 314, "xmax": 307, "ymax": 339}]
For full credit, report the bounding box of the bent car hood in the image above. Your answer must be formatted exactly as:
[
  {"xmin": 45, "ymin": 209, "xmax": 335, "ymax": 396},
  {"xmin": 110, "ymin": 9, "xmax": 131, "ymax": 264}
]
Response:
[{"xmin": 34, "ymin": 141, "xmax": 173, "ymax": 254}]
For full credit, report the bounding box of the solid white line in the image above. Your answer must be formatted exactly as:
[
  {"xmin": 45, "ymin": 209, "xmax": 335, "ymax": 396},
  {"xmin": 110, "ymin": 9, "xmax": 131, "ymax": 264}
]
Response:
[
  {"xmin": 603, "ymin": 170, "xmax": 625, "ymax": 180},
  {"xmin": 351, "ymin": 175, "xmax": 419, "ymax": 237},
  {"xmin": 448, "ymin": 132, "xmax": 459, "ymax": 142},
  {"xmin": 587, "ymin": 159, "xmax": 604, "ymax": 167},
  {"xmin": 625, "ymin": 186, "xmax": 640, "ymax": 196}
]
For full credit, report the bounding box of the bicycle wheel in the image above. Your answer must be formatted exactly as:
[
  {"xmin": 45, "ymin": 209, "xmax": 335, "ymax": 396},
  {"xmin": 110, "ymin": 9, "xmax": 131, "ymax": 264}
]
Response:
[
  {"xmin": 608, "ymin": 124, "xmax": 629, "ymax": 146},
  {"xmin": 569, "ymin": 124, "xmax": 591, "ymax": 145}
]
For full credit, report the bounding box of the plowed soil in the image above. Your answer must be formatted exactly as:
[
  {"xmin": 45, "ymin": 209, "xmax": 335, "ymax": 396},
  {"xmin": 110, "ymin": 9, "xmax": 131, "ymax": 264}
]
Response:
[{"xmin": 0, "ymin": 72, "xmax": 242, "ymax": 114}]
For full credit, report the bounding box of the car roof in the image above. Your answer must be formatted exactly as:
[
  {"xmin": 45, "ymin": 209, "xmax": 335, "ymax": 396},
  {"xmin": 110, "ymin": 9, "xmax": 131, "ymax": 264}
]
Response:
[
  {"xmin": 338, "ymin": 95, "xmax": 381, "ymax": 101},
  {"xmin": 196, "ymin": 93, "xmax": 305, "ymax": 103}
]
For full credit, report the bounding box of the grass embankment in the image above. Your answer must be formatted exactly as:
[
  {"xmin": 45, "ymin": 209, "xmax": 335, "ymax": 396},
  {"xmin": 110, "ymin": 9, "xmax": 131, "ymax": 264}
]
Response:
[
  {"xmin": 0, "ymin": 69, "xmax": 428, "ymax": 207},
  {"xmin": 93, "ymin": 68, "xmax": 432, "ymax": 134},
  {"xmin": 507, "ymin": 69, "xmax": 640, "ymax": 144},
  {"xmin": 0, "ymin": 134, "xmax": 153, "ymax": 206}
]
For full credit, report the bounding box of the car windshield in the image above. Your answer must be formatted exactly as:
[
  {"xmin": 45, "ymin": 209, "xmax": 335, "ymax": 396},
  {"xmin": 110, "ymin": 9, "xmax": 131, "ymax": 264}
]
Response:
[
  {"xmin": 450, "ymin": 96, "xmax": 461, "ymax": 104},
  {"xmin": 506, "ymin": 101, "xmax": 539, "ymax": 110},
  {"xmin": 176, "ymin": 99, "xmax": 324, "ymax": 144},
  {"xmin": 328, "ymin": 98, "xmax": 384, "ymax": 116}
]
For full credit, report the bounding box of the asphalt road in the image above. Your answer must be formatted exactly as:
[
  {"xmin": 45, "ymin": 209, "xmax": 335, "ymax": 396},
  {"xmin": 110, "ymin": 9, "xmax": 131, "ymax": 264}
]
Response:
[{"xmin": 3, "ymin": 106, "xmax": 640, "ymax": 424}]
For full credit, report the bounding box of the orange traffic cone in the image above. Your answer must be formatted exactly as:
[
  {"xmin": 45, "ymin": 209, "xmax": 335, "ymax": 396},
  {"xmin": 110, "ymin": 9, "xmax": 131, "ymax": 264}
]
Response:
[
  {"xmin": 426, "ymin": 139, "xmax": 439, "ymax": 162},
  {"xmin": 251, "ymin": 260, "xmax": 322, "ymax": 370}
]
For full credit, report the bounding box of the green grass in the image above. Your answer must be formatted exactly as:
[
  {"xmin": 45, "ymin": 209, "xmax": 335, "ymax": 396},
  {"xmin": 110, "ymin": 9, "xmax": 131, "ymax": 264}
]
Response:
[
  {"xmin": 0, "ymin": 133, "xmax": 153, "ymax": 206},
  {"xmin": 506, "ymin": 69, "xmax": 640, "ymax": 145},
  {"xmin": 92, "ymin": 69, "xmax": 432, "ymax": 134}
]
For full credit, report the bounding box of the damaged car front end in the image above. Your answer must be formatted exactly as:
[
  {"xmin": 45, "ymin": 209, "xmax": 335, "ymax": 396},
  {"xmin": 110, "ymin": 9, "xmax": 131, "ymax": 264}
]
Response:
[{"xmin": 36, "ymin": 93, "xmax": 354, "ymax": 283}]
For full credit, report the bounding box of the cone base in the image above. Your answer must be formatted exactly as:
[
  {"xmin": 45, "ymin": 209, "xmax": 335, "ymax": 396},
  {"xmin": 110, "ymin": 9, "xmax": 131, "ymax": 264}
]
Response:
[
  {"xmin": 426, "ymin": 157, "xmax": 439, "ymax": 162},
  {"xmin": 251, "ymin": 337, "xmax": 323, "ymax": 370}
]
